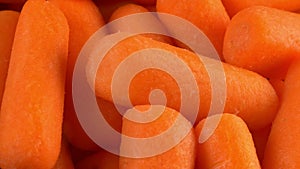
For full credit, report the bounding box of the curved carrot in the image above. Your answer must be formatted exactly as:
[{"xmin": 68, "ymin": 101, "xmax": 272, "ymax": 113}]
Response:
[
  {"xmin": 0, "ymin": 0, "xmax": 69, "ymax": 168},
  {"xmin": 120, "ymin": 105, "xmax": 196, "ymax": 169},
  {"xmin": 251, "ymin": 125, "xmax": 271, "ymax": 164},
  {"xmin": 109, "ymin": 3, "xmax": 173, "ymax": 44},
  {"xmin": 263, "ymin": 58, "xmax": 300, "ymax": 169},
  {"xmin": 0, "ymin": 10, "xmax": 19, "ymax": 107},
  {"xmin": 156, "ymin": 0, "xmax": 230, "ymax": 58},
  {"xmin": 89, "ymin": 35, "xmax": 278, "ymax": 130},
  {"xmin": 50, "ymin": 0, "xmax": 105, "ymax": 151},
  {"xmin": 223, "ymin": 6, "xmax": 300, "ymax": 79},
  {"xmin": 221, "ymin": 0, "xmax": 300, "ymax": 17},
  {"xmin": 52, "ymin": 139, "xmax": 74, "ymax": 169},
  {"xmin": 195, "ymin": 113, "xmax": 261, "ymax": 169}
]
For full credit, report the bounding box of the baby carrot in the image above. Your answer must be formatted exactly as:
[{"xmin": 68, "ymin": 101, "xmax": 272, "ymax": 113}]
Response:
[
  {"xmin": 221, "ymin": 0, "xmax": 300, "ymax": 17},
  {"xmin": 263, "ymin": 58, "xmax": 300, "ymax": 169},
  {"xmin": 75, "ymin": 149, "xmax": 119, "ymax": 169},
  {"xmin": 119, "ymin": 105, "xmax": 196, "ymax": 169},
  {"xmin": 89, "ymin": 35, "xmax": 278, "ymax": 130},
  {"xmin": 0, "ymin": 0, "xmax": 69, "ymax": 168},
  {"xmin": 223, "ymin": 6, "xmax": 300, "ymax": 79},
  {"xmin": 109, "ymin": 3, "xmax": 173, "ymax": 44},
  {"xmin": 195, "ymin": 113, "xmax": 261, "ymax": 169},
  {"xmin": 0, "ymin": 10, "xmax": 19, "ymax": 107},
  {"xmin": 251, "ymin": 125, "xmax": 271, "ymax": 164},
  {"xmin": 156, "ymin": 0, "xmax": 230, "ymax": 58},
  {"xmin": 50, "ymin": 0, "xmax": 105, "ymax": 151},
  {"xmin": 52, "ymin": 139, "xmax": 74, "ymax": 169}
]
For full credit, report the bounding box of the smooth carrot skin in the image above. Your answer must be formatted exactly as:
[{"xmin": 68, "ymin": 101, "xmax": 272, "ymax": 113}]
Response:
[
  {"xmin": 223, "ymin": 6, "xmax": 300, "ymax": 79},
  {"xmin": 156, "ymin": 0, "xmax": 230, "ymax": 58},
  {"xmin": 263, "ymin": 58, "xmax": 300, "ymax": 169},
  {"xmin": 109, "ymin": 3, "xmax": 173, "ymax": 44},
  {"xmin": 0, "ymin": 10, "xmax": 19, "ymax": 107},
  {"xmin": 120, "ymin": 105, "xmax": 196, "ymax": 169},
  {"xmin": 221, "ymin": 0, "xmax": 300, "ymax": 17},
  {"xmin": 251, "ymin": 125, "xmax": 271, "ymax": 164},
  {"xmin": 75, "ymin": 149, "xmax": 119, "ymax": 169},
  {"xmin": 50, "ymin": 0, "xmax": 105, "ymax": 151},
  {"xmin": 0, "ymin": 0, "xmax": 69, "ymax": 168},
  {"xmin": 195, "ymin": 113, "xmax": 261, "ymax": 169},
  {"xmin": 89, "ymin": 35, "xmax": 278, "ymax": 130},
  {"xmin": 52, "ymin": 139, "xmax": 75, "ymax": 169}
]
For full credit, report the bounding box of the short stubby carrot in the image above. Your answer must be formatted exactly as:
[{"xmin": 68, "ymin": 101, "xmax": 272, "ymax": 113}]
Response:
[
  {"xmin": 50, "ymin": 0, "xmax": 105, "ymax": 151},
  {"xmin": 195, "ymin": 113, "xmax": 261, "ymax": 169},
  {"xmin": 89, "ymin": 35, "xmax": 278, "ymax": 130},
  {"xmin": 52, "ymin": 139, "xmax": 74, "ymax": 169},
  {"xmin": 119, "ymin": 105, "xmax": 196, "ymax": 169},
  {"xmin": 109, "ymin": 3, "xmax": 173, "ymax": 44},
  {"xmin": 0, "ymin": 10, "xmax": 19, "ymax": 107},
  {"xmin": 223, "ymin": 6, "xmax": 300, "ymax": 79},
  {"xmin": 221, "ymin": 0, "xmax": 300, "ymax": 17},
  {"xmin": 0, "ymin": 0, "xmax": 69, "ymax": 168},
  {"xmin": 156, "ymin": 0, "xmax": 230, "ymax": 58},
  {"xmin": 263, "ymin": 58, "xmax": 300, "ymax": 169}
]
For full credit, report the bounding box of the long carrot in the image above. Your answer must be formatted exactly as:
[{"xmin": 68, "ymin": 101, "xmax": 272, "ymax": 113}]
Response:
[
  {"xmin": 0, "ymin": 0, "xmax": 69, "ymax": 168},
  {"xmin": 50, "ymin": 0, "xmax": 105, "ymax": 151},
  {"xmin": 0, "ymin": 10, "xmax": 19, "ymax": 107},
  {"xmin": 223, "ymin": 6, "xmax": 300, "ymax": 79},
  {"xmin": 52, "ymin": 139, "xmax": 74, "ymax": 169},
  {"xmin": 88, "ymin": 35, "xmax": 278, "ymax": 130},
  {"xmin": 263, "ymin": 58, "xmax": 300, "ymax": 169},
  {"xmin": 119, "ymin": 105, "xmax": 196, "ymax": 169},
  {"xmin": 156, "ymin": 0, "xmax": 230, "ymax": 58},
  {"xmin": 195, "ymin": 113, "xmax": 261, "ymax": 168}
]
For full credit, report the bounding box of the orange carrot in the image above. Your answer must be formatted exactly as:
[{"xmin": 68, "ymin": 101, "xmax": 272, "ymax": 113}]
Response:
[
  {"xmin": 221, "ymin": 0, "xmax": 300, "ymax": 17},
  {"xmin": 109, "ymin": 3, "xmax": 173, "ymax": 44},
  {"xmin": 52, "ymin": 139, "xmax": 74, "ymax": 169},
  {"xmin": 89, "ymin": 35, "xmax": 278, "ymax": 130},
  {"xmin": 156, "ymin": 0, "xmax": 230, "ymax": 58},
  {"xmin": 75, "ymin": 149, "xmax": 119, "ymax": 169},
  {"xmin": 223, "ymin": 6, "xmax": 300, "ymax": 79},
  {"xmin": 0, "ymin": 10, "xmax": 19, "ymax": 107},
  {"xmin": 50, "ymin": 0, "xmax": 105, "ymax": 151},
  {"xmin": 269, "ymin": 77, "xmax": 285, "ymax": 101},
  {"xmin": 263, "ymin": 58, "xmax": 300, "ymax": 169},
  {"xmin": 0, "ymin": 0, "xmax": 69, "ymax": 168},
  {"xmin": 251, "ymin": 125, "xmax": 271, "ymax": 164},
  {"xmin": 119, "ymin": 105, "xmax": 196, "ymax": 169},
  {"xmin": 195, "ymin": 113, "xmax": 261, "ymax": 169}
]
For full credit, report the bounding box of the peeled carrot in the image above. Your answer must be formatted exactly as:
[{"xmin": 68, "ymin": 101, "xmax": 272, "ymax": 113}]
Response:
[
  {"xmin": 50, "ymin": 0, "xmax": 105, "ymax": 151},
  {"xmin": 263, "ymin": 58, "xmax": 300, "ymax": 169},
  {"xmin": 0, "ymin": 0, "xmax": 69, "ymax": 168},
  {"xmin": 75, "ymin": 149, "xmax": 119, "ymax": 169},
  {"xmin": 0, "ymin": 10, "xmax": 19, "ymax": 107},
  {"xmin": 221, "ymin": 0, "xmax": 300, "ymax": 17},
  {"xmin": 156, "ymin": 0, "xmax": 230, "ymax": 58},
  {"xmin": 195, "ymin": 113, "xmax": 261, "ymax": 168},
  {"xmin": 89, "ymin": 35, "xmax": 278, "ymax": 130},
  {"xmin": 120, "ymin": 105, "xmax": 196, "ymax": 169},
  {"xmin": 223, "ymin": 6, "xmax": 300, "ymax": 79},
  {"xmin": 251, "ymin": 125, "xmax": 271, "ymax": 164},
  {"xmin": 109, "ymin": 3, "xmax": 173, "ymax": 44},
  {"xmin": 52, "ymin": 139, "xmax": 74, "ymax": 169}
]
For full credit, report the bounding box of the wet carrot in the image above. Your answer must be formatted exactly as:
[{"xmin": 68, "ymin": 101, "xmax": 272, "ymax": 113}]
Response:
[
  {"xmin": 195, "ymin": 113, "xmax": 261, "ymax": 169},
  {"xmin": 75, "ymin": 149, "xmax": 119, "ymax": 169},
  {"xmin": 251, "ymin": 125, "xmax": 271, "ymax": 164},
  {"xmin": 120, "ymin": 105, "xmax": 196, "ymax": 169},
  {"xmin": 89, "ymin": 35, "xmax": 278, "ymax": 130},
  {"xmin": 223, "ymin": 6, "xmax": 300, "ymax": 79},
  {"xmin": 50, "ymin": 0, "xmax": 105, "ymax": 150},
  {"xmin": 156, "ymin": 0, "xmax": 230, "ymax": 58},
  {"xmin": 109, "ymin": 3, "xmax": 173, "ymax": 44},
  {"xmin": 263, "ymin": 58, "xmax": 300, "ymax": 169},
  {"xmin": 0, "ymin": 0, "xmax": 69, "ymax": 168},
  {"xmin": 52, "ymin": 139, "xmax": 74, "ymax": 169},
  {"xmin": 0, "ymin": 10, "xmax": 19, "ymax": 107},
  {"xmin": 221, "ymin": 0, "xmax": 300, "ymax": 17}
]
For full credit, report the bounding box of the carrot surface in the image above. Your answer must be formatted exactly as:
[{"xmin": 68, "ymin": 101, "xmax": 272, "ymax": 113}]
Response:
[
  {"xmin": 269, "ymin": 77, "xmax": 285, "ymax": 101},
  {"xmin": 195, "ymin": 113, "xmax": 261, "ymax": 169},
  {"xmin": 156, "ymin": 0, "xmax": 230, "ymax": 58},
  {"xmin": 50, "ymin": 0, "xmax": 105, "ymax": 151},
  {"xmin": 263, "ymin": 58, "xmax": 300, "ymax": 169},
  {"xmin": 0, "ymin": 0, "xmax": 69, "ymax": 168},
  {"xmin": 223, "ymin": 6, "xmax": 300, "ymax": 79},
  {"xmin": 119, "ymin": 105, "xmax": 196, "ymax": 169},
  {"xmin": 0, "ymin": 10, "xmax": 19, "ymax": 107}
]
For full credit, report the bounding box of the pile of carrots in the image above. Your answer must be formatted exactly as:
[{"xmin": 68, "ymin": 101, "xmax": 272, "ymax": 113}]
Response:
[{"xmin": 0, "ymin": 0, "xmax": 300, "ymax": 168}]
